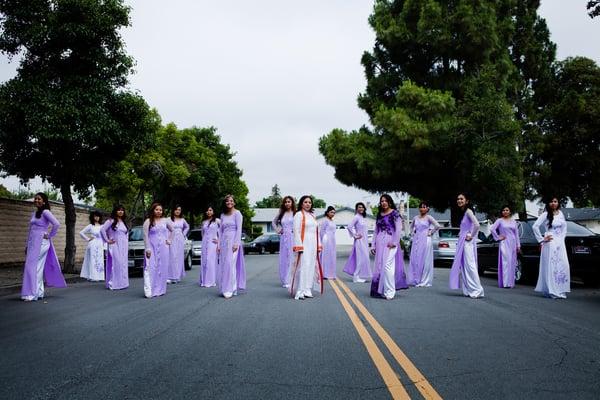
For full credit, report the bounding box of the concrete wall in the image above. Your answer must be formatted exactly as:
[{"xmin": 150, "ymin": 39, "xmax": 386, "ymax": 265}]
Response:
[{"xmin": 0, "ymin": 197, "xmax": 96, "ymax": 269}]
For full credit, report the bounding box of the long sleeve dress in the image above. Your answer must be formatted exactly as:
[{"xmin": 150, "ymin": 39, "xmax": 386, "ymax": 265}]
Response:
[
  {"xmin": 200, "ymin": 218, "xmax": 220, "ymax": 287},
  {"xmin": 21, "ymin": 210, "xmax": 67, "ymax": 301},
  {"xmin": 343, "ymin": 214, "xmax": 372, "ymax": 282},
  {"xmin": 490, "ymin": 218, "xmax": 520, "ymax": 288},
  {"xmin": 272, "ymin": 212, "xmax": 294, "ymax": 287},
  {"xmin": 79, "ymin": 223, "xmax": 105, "ymax": 281},
  {"xmin": 319, "ymin": 218, "xmax": 337, "ymax": 279},
  {"xmin": 532, "ymin": 211, "xmax": 570, "ymax": 298},
  {"xmin": 219, "ymin": 210, "xmax": 246, "ymax": 298},
  {"xmin": 407, "ymin": 215, "xmax": 440, "ymax": 287},
  {"xmin": 291, "ymin": 210, "xmax": 324, "ymax": 300},
  {"xmin": 449, "ymin": 209, "xmax": 484, "ymax": 298},
  {"xmin": 371, "ymin": 210, "xmax": 408, "ymax": 300},
  {"xmin": 143, "ymin": 217, "xmax": 173, "ymax": 298},
  {"xmin": 100, "ymin": 219, "xmax": 129, "ymax": 290},
  {"xmin": 168, "ymin": 218, "xmax": 190, "ymax": 282}
]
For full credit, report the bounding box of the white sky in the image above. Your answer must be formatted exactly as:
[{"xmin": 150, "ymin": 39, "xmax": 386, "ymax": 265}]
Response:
[{"xmin": 1, "ymin": 0, "xmax": 599, "ymax": 210}]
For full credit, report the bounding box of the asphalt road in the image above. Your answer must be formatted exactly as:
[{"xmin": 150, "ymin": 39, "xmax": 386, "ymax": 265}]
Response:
[{"xmin": 1, "ymin": 252, "xmax": 599, "ymax": 400}]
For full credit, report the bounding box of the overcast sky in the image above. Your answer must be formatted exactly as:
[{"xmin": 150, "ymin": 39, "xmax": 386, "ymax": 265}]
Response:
[{"xmin": 1, "ymin": 0, "xmax": 599, "ymax": 209}]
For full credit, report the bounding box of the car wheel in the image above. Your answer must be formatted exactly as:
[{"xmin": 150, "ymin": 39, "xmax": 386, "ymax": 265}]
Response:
[
  {"xmin": 477, "ymin": 265, "xmax": 485, "ymax": 276},
  {"xmin": 184, "ymin": 252, "xmax": 192, "ymax": 270}
]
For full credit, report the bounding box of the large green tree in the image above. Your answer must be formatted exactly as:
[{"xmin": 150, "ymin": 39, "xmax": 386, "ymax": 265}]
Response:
[
  {"xmin": 95, "ymin": 122, "xmax": 253, "ymax": 230},
  {"xmin": 320, "ymin": 0, "xmax": 540, "ymax": 217},
  {"xmin": 588, "ymin": 1, "xmax": 600, "ymax": 18},
  {"xmin": 533, "ymin": 57, "xmax": 600, "ymax": 206},
  {"xmin": 255, "ymin": 184, "xmax": 282, "ymax": 208},
  {"xmin": 0, "ymin": 0, "xmax": 158, "ymax": 272}
]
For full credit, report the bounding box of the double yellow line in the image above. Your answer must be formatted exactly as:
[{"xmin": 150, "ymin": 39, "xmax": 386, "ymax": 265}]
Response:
[{"xmin": 329, "ymin": 279, "xmax": 442, "ymax": 400}]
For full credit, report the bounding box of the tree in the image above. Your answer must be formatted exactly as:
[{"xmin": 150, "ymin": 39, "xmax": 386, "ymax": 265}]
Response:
[
  {"xmin": 311, "ymin": 196, "xmax": 326, "ymax": 209},
  {"xmin": 319, "ymin": 0, "xmax": 556, "ymax": 217},
  {"xmin": 532, "ymin": 57, "xmax": 600, "ymax": 206},
  {"xmin": 0, "ymin": 184, "xmax": 10, "ymax": 198},
  {"xmin": 588, "ymin": 1, "xmax": 600, "ymax": 18},
  {"xmin": 255, "ymin": 185, "xmax": 282, "ymax": 208},
  {"xmin": 0, "ymin": 0, "xmax": 158, "ymax": 272},
  {"xmin": 95, "ymin": 122, "xmax": 253, "ymax": 230}
]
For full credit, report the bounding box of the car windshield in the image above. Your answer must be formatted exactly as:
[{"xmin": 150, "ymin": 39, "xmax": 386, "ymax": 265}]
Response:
[
  {"xmin": 438, "ymin": 228, "xmax": 459, "ymax": 239},
  {"xmin": 188, "ymin": 230, "xmax": 202, "ymax": 241},
  {"xmin": 523, "ymin": 220, "xmax": 595, "ymax": 237},
  {"xmin": 254, "ymin": 234, "xmax": 270, "ymax": 242},
  {"xmin": 129, "ymin": 227, "xmax": 144, "ymax": 241}
]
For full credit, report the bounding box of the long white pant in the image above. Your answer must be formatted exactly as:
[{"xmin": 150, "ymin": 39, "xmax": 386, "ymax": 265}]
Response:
[
  {"xmin": 382, "ymin": 247, "xmax": 398, "ymax": 299},
  {"xmin": 223, "ymin": 249, "xmax": 238, "ymax": 298},
  {"xmin": 22, "ymin": 239, "xmax": 49, "ymax": 301},
  {"xmin": 460, "ymin": 241, "xmax": 484, "ymax": 298},
  {"xmin": 416, "ymin": 237, "xmax": 434, "ymax": 287}
]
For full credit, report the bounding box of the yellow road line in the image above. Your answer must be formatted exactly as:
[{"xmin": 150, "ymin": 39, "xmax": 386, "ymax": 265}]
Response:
[
  {"xmin": 329, "ymin": 279, "xmax": 411, "ymax": 400},
  {"xmin": 337, "ymin": 279, "xmax": 443, "ymax": 400}
]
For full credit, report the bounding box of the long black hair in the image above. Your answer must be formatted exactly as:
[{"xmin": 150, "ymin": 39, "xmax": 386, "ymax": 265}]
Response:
[
  {"xmin": 34, "ymin": 192, "xmax": 50, "ymax": 219},
  {"xmin": 147, "ymin": 202, "xmax": 163, "ymax": 228},
  {"xmin": 170, "ymin": 204, "xmax": 182, "ymax": 221},
  {"xmin": 221, "ymin": 194, "xmax": 235, "ymax": 215},
  {"xmin": 89, "ymin": 210, "xmax": 103, "ymax": 225},
  {"xmin": 296, "ymin": 195, "xmax": 314, "ymax": 214},
  {"xmin": 324, "ymin": 205, "xmax": 336, "ymax": 218},
  {"xmin": 355, "ymin": 202, "xmax": 367, "ymax": 218},
  {"xmin": 452, "ymin": 192, "xmax": 473, "ymax": 227},
  {"xmin": 277, "ymin": 196, "xmax": 296, "ymax": 224},
  {"xmin": 203, "ymin": 205, "xmax": 217, "ymax": 226},
  {"xmin": 544, "ymin": 197, "xmax": 561, "ymax": 228},
  {"xmin": 110, "ymin": 204, "xmax": 128, "ymax": 232},
  {"xmin": 376, "ymin": 194, "xmax": 396, "ymax": 220}
]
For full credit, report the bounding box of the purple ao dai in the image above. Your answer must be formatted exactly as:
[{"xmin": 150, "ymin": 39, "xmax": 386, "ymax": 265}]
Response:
[
  {"xmin": 319, "ymin": 218, "xmax": 337, "ymax": 279},
  {"xmin": 370, "ymin": 210, "xmax": 408, "ymax": 300},
  {"xmin": 490, "ymin": 218, "xmax": 520, "ymax": 288},
  {"xmin": 219, "ymin": 211, "xmax": 246, "ymax": 298},
  {"xmin": 272, "ymin": 212, "xmax": 294, "ymax": 286},
  {"xmin": 101, "ymin": 219, "xmax": 129, "ymax": 290},
  {"xmin": 407, "ymin": 215, "xmax": 440, "ymax": 287},
  {"xmin": 200, "ymin": 219, "xmax": 220, "ymax": 287},
  {"xmin": 21, "ymin": 210, "xmax": 67, "ymax": 301},
  {"xmin": 449, "ymin": 210, "xmax": 484, "ymax": 298},
  {"xmin": 143, "ymin": 218, "xmax": 173, "ymax": 298},
  {"xmin": 168, "ymin": 218, "xmax": 190, "ymax": 282},
  {"xmin": 343, "ymin": 214, "xmax": 372, "ymax": 282},
  {"xmin": 533, "ymin": 211, "xmax": 570, "ymax": 298}
]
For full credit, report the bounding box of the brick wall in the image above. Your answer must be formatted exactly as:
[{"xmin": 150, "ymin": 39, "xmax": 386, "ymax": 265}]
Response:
[{"xmin": 0, "ymin": 197, "xmax": 99, "ymax": 270}]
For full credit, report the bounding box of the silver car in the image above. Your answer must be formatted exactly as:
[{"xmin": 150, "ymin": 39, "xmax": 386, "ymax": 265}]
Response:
[
  {"xmin": 432, "ymin": 227, "xmax": 485, "ymax": 267},
  {"xmin": 187, "ymin": 229, "xmax": 202, "ymax": 266},
  {"xmin": 127, "ymin": 226, "xmax": 193, "ymax": 270}
]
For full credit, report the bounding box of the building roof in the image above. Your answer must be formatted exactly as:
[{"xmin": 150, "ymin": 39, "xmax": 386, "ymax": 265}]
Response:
[
  {"xmin": 405, "ymin": 208, "xmax": 488, "ymax": 222},
  {"xmin": 562, "ymin": 208, "xmax": 600, "ymax": 221}
]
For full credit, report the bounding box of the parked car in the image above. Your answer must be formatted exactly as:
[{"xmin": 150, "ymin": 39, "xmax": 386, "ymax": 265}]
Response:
[
  {"xmin": 187, "ymin": 228, "xmax": 202, "ymax": 266},
  {"xmin": 243, "ymin": 233, "xmax": 280, "ymax": 254},
  {"xmin": 432, "ymin": 227, "xmax": 486, "ymax": 267},
  {"xmin": 477, "ymin": 219, "xmax": 600, "ymax": 285},
  {"xmin": 127, "ymin": 226, "xmax": 193, "ymax": 271}
]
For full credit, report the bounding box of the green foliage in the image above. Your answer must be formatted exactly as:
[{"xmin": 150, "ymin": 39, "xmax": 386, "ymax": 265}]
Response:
[
  {"xmin": 255, "ymin": 184, "xmax": 283, "ymax": 208},
  {"xmin": 319, "ymin": 0, "xmax": 559, "ymax": 216},
  {"xmin": 533, "ymin": 57, "xmax": 600, "ymax": 206},
  {"xmin": 0, "ymin": 184, "xmax": 11, "ymax": 198},
  {"xmin": 95, "ymin": 122, "xmax": 253, "ymax": 229},
  {"xmin": 311, "ymin": 196, "xmax": 326, "ymax": 209},
  {"xmin": 588, "ymin": 1, "xmax": 600, "ymax": 18}
]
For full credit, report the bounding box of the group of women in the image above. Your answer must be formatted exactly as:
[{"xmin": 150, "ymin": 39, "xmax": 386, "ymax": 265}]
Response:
[
  {"xmin": 20, "ymin": 191, "xmax": 571, "ymax": 302},
  {"xmin": 21, "ymin": 192, "xmax": 246, "ymax": 301},
  {"xmin": 272, "ymin": 193, "xmax": 571, "ymax": 301}
]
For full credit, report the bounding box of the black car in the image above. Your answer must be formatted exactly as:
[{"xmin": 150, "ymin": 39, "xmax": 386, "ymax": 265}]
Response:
[
  {"xmin": 243, "ymin": 233, "xmax": 280, "ymax": 254},
  {"xmin": 477, "ymin": 219, "xmax": 600, "ymax": 285}
]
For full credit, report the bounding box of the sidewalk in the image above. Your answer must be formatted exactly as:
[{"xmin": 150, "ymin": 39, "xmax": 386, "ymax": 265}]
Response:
[{"xmin": 0, "ymin": 266, "xmax": 83, "ymax": 297}]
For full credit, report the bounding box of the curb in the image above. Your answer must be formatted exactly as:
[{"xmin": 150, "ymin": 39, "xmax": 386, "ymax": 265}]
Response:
[{"xmin": 0, "ymin": 275, "xmax": 86, "ymax": 298}]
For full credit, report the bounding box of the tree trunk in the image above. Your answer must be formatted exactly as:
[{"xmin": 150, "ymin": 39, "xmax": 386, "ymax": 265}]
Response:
[{"xmin": 60, "ymin": 185, "xmax": 77, "ymax": 273}]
